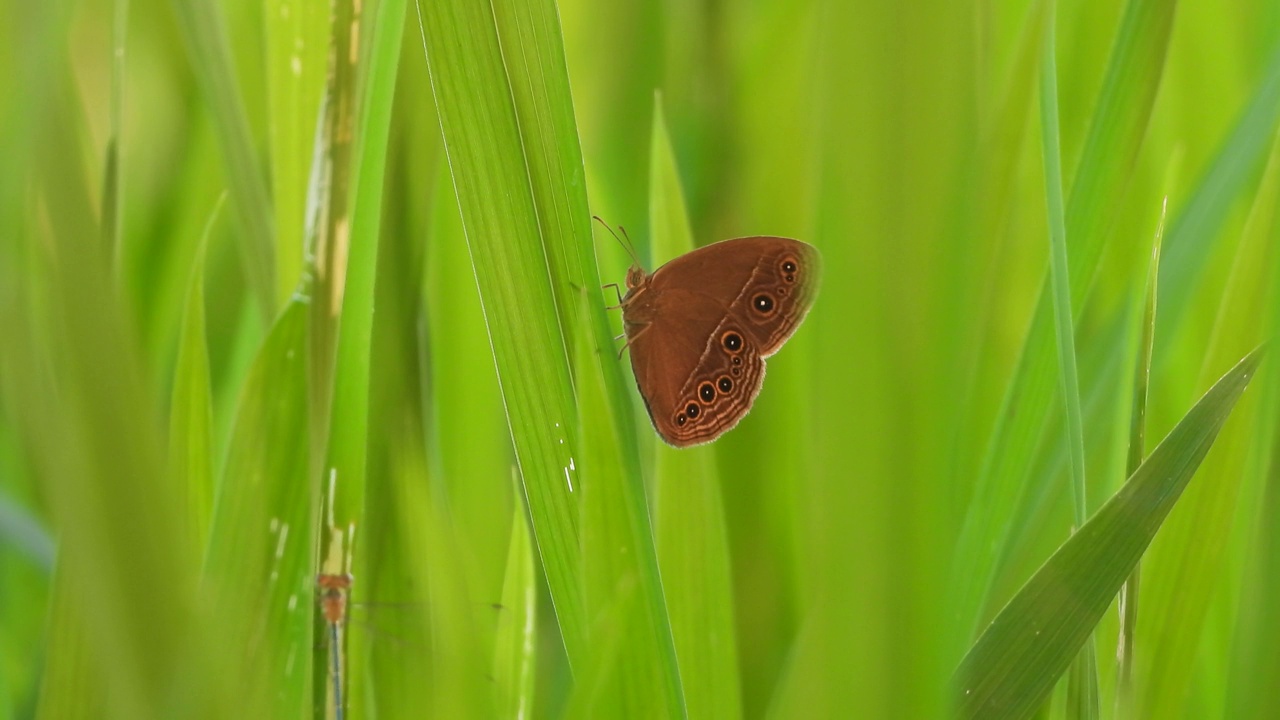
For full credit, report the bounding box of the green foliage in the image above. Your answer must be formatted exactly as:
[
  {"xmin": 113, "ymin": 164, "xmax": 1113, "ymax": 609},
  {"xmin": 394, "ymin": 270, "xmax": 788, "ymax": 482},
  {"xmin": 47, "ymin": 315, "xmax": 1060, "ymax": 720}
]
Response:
[
  {"xmin": 649, "ymin": 96, "xmax": 743, "ymax": 720},
  {"xmin": 956, "ymin": 348, "xmax": 1264, "ymax": 720},
  {"xmin": 3, "ymin": 0, "xmax": 1280, "ymax": 718}
]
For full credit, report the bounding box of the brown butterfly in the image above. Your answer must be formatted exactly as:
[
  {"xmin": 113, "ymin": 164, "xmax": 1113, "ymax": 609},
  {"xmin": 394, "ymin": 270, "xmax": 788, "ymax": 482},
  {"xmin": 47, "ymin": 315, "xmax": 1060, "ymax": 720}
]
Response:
[{"xmin": 604, "ymin": 225, "xmax": 820, "ymax": 447}]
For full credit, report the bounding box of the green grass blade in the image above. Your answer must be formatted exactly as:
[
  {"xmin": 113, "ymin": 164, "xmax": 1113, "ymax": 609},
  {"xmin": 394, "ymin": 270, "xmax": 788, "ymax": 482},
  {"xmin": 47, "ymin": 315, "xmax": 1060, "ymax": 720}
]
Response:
[
  {"xmin": 489, "ymin": 0, "xmax": 588, "ymax": 363},
  {"xmin": 1038, "ymin": 10, "xmax": 1099, "ymax": 716},
  {"xmin": 561, "ymin": 579, "xmax": 640, "ymax": 720},
  {"xmin": 104, "ymin": 0, "xmax": 127, "ymax": 261},
  {"xmin": 1135, "ymin": 132, "xmax": 1280, "ymax": 718},
  {"xmin": 1061, "ymin": 0, "xmax": 1176, "ymax": 290},
  {"xmin": 954, "ymin": 0, "xmax": 1179, "ymax": 640},
  {"xmin": 649, "ymin": 93, "xmax": 743, "ymax": 720},
  {"xmin": 416, "ymin": 0, "xmax": 585, "ymax": 666},
  {"xmin": 416, "ymin": 0, "xmax": 673, "ymax": 681},
  {"xmin": 26, "ymin": 59, "xmax": 209, "ymax": 719},
  {"xmin": 955, "ymin": 346, "xmax": 1265, "ymax": 720},
  {"xmin": 358, "ymin": 432, "xmax": 435, "ymax": 717},
  {"xmin": 321, "ymin": 0, "xmax": 407, "ymax": 546},
  {"xmin": 952, "ymin": 0, "xmax": 1047, "ymax": 488},
  {"xmin": 305, "ymin": 0, "xmax": 365, "ymax": 453},
  {"xmin": 1225, "ymin": 223, "xmax": 1280, "ymax": 716},
  {"xmin": 1224, "ymin": 128, "xmax": 1280, "ymax": 719},
  {"xmin": 203, "ymin": 300, "xmax": 313, "ymax": 717},
  {"xmin": 1156, "ymin": 44, "xmax": 1280, "ymax": 341},
  {"xmin": 576, "ymin": 292, "xmax": 686, "ymax": 716},
  {"xmin": 168, "ymin": 0, "xmax": 277, "ymax": 316},
  {"xmin": 1040, "ymin": 5, "xmax": 1088, "ymax": 529},
  {"xmin": 489, "ymin": 0, "xmax": 642, "ymax": 457},
  {"xmin": 263, "ymin": 0, "xmax": 328, "ymax": 304},
  {"xmin": 1115, "ymin": 199, "xmax": 1164, "ymax": 714},
  {"xmin": 35, "ymin": 567, "xmax": 104, "ymax": 720},
  {"xmin": 168, "ymin": 197, "xmax": 221, "ymax": 557},
  {"xmin": 517, "ymin": 2, "xmax": 691, "ymax": 703},
  {"xmin": 391, "ymin": 446, "xmax": 493, "ymax": 718},
  {"xmin": 806, "ymin": 2, "xmax": 968, "ymax": 714},
  {"xmin": 424, "ymin": 158, "xmax": 514, "ymax": 604},
  {"xmin": 714, "ymin": 7, "xmax": 822, "ymax": 706},
  {"xmin": 313, "ymin": 1, "xmax": 407, "ymax": 716},
  {"xmin": 494, "ymin": 488, "xmax": 537, "ymax": 719},
  {"xmin": 1065, "ymin": 649, "xmax": 1099, "ymax": 720}
]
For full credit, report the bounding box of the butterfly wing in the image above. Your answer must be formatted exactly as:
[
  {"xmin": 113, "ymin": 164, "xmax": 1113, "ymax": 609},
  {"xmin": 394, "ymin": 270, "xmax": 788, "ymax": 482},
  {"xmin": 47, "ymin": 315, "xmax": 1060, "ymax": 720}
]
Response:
[
  {"xmin": 626, "ymin": 287, "xmax": 767, "ymax": 447},
  {"xmin": 623, "ymin": 237, "xmax": 820, "ymax": 447}
]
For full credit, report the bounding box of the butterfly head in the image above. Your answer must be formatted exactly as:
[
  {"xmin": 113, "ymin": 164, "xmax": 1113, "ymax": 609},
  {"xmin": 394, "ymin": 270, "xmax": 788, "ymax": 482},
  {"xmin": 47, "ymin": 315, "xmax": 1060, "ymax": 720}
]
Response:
[{"xmin": 625, "ymin": 264, "xmax": 648, "ymax": 292}]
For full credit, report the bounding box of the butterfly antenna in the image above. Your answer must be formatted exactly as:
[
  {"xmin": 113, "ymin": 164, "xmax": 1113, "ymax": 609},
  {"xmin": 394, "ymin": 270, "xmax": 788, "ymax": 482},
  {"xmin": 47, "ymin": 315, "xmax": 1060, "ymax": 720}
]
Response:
[{"xmin": 592, "ymin": 214, "xmax": 642, "ymax": 268}]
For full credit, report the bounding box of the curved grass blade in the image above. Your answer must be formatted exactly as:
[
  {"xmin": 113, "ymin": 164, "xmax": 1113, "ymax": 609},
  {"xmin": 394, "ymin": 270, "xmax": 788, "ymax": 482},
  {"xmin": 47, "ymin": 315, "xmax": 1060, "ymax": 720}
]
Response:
[
  {"xmin": 169, "ymin": 0, "xmax": 277, "ymax": 316},
  {"xmin": 494, "ymin": 486, "xmax": 537, "ymax": 719},
  {"xmin": 169, "ymin": 195, "xmax": 223, "ymax": 558},
  {"xmin": 1115, "ymin": 199, "xmax": 1164, "ymax": 714},
  {"xmin": 560, "ymin": 567, "xmax": 642, "ymax": 720},
  {"xmin": 202, "ymin": 300, "xmax": 313, "ymax": 718},
  {"xmin": 1156, "ymin": 43, "xmax": 1280, "ymax": 341},
  {"xmin": 36, "ymin": 566, "xmax": 104, "ymax": 720},
  {"xmin": 649, "ymin": 94, "xmax": 743, "ymax": 720},
  {"xmin": 103, "ymin": 0, "xmax": 127, "ymax": 259},
  {"xmin": 264, "ymin": 0, "xmax": 328, "ymax": 303},
  {"xmin": 955, "ymin": 347, "xmax": 1265, "ymax": 720}
]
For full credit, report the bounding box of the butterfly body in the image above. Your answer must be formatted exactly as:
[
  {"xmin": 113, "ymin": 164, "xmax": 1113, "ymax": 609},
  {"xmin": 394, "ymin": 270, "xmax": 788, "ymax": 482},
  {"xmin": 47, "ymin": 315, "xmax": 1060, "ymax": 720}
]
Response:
[{"xmin": 619, "ymin": 236, "xmax": 820, "ymax": 447}]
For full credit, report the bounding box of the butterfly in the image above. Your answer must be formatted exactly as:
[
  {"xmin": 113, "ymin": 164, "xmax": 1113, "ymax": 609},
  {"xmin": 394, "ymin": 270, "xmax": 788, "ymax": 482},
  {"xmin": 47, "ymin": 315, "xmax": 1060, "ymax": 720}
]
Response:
[{"xmin": 603, "ymin": 221, "xmax": 820, "ymax": 447}]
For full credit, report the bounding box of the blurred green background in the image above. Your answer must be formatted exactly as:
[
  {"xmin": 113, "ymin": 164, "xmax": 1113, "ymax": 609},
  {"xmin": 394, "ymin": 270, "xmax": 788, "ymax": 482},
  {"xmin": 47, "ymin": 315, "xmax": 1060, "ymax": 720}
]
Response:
[{"xmin": 3, "ymin": 0, "xmax": 1280, "ymax": 717}]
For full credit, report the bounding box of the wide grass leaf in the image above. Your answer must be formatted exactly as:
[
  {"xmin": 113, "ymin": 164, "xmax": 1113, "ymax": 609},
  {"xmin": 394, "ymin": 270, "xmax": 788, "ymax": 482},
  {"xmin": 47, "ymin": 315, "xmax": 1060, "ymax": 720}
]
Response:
[
  {"xmin": 955, "ymin": 347, "xmax": 1265, "ymax": 720},
  {"xmin": 489, "ymin": 0, "xmax": 643, "ymax": 476},
  {"xmin": 416, "ymin": 0, "xmax": 585, "ymax": 666},
  {"xmin": 168, "ymin": 200, "xmax": 220, "ymax": 557},
  {"xmin": 491, "ymin": 8, "xmax": 669, "ymax": 683},
  {"xmin": 649, "ymin": 94, "xmax": 743, "ymax": 720},
  {"xmin": 263, "ymin": 0, "xmax": 327, "ymax": 304},
  {"xmin": 494, "ymin": 490, "xmax": 537, "ymax": 719},
  {"xmin": 202, "ymin": 300, "xmax": 313, "ymax": 718},
  {"xmin": 576, "ymin": 290, "xmax": 686, "ymax": 716}
]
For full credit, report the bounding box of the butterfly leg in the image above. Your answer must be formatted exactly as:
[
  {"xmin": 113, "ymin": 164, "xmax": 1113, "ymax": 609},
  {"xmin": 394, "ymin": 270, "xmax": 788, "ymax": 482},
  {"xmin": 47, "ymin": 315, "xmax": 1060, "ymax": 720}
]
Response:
[
  {"xmin": 602, "ymin": 282, "xmax": 624, "ymax": 309},
  {"xmin": 614, "ymin": 324, "xmax": 649, "ymax": 359}
]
